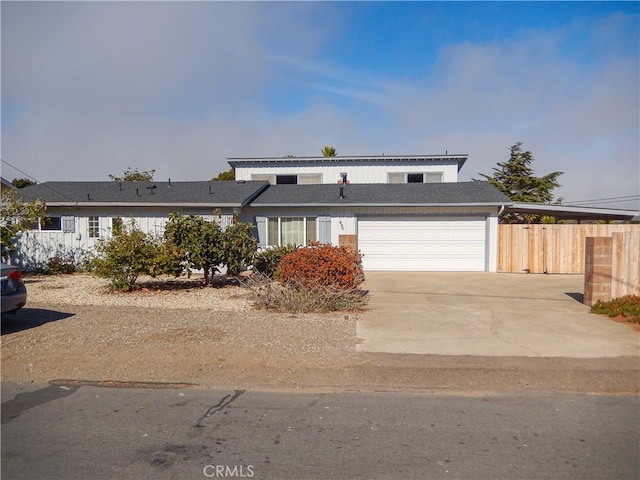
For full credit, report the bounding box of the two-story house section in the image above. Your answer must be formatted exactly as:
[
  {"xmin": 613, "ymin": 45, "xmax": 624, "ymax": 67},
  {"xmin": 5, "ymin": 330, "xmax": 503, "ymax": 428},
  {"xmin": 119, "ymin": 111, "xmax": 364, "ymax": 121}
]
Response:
[
  {"xmin": 230, "ymin": 154, "xmax": 511, "ymax": 272},
  {"xmin": 228, "ymin": 154, "xmax": 467, "ymax": 185}
]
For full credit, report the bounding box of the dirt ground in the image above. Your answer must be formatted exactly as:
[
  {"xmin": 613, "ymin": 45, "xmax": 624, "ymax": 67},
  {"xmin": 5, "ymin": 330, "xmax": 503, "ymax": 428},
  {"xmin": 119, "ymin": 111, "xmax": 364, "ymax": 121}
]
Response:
[{"xmin": 2, "ymin": 273, "xmax": 639, "ymax": 394}]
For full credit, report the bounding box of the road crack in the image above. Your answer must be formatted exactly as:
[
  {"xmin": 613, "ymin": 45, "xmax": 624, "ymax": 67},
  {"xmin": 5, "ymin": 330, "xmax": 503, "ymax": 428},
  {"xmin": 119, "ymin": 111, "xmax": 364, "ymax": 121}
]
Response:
[{"xmin": 194, "ymin": 389, "xmax": 245, "ymax": 429}]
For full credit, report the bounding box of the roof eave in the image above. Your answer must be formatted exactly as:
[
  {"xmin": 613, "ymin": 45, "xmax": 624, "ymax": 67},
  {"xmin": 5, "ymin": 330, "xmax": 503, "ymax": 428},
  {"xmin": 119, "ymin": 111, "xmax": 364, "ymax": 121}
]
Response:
[
  {"xmin": 507, "ymin": 203, "xmax": 640, "ymax": 219},
  {"xmin": 228, "ymin": 155, "xmax": 469, "ymax": 168},
  {"xmin": 44, "ymin": 202, "xmax": 245, "ymax": 208},
  {"xmin": 250, "ymin": 202, "xmax": 511, "ymax": 208}
]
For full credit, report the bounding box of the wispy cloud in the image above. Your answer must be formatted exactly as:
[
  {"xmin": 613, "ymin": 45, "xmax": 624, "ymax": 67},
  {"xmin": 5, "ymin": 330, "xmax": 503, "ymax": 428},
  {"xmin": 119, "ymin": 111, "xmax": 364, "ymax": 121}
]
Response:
[{"xmin": 1, "ymin": 3, "xmax": 638, "ymax": 208}]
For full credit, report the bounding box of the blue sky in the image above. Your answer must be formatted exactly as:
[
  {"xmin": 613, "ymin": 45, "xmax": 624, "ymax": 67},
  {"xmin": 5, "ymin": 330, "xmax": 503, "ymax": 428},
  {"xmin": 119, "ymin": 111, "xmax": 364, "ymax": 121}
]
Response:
[{"xmin": 2, "ymin": 1, "xmax": 639, "ymax": 209}]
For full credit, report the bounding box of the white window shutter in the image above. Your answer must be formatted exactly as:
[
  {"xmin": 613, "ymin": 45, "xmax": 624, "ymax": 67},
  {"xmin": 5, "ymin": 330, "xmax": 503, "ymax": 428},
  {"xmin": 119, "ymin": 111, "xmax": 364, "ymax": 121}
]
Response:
[
  {"xmin": 317, "ymin": 217, "xmax": 331, "ymax": 243},
  {"xmin": 62, "ymin": 216, "xmax": 75, "ymax": 233}
]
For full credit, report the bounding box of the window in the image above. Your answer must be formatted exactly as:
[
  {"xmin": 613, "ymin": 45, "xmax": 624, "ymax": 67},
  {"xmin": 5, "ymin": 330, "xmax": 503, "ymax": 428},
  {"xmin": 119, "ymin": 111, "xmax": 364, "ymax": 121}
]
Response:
[
  {"xmin": 251, "ymin": 174, "xmax": 322, "ymax": 185},
  {"xmin": 251, "ymin": 174, "xmax": 275, "ymax": 184},
  {"xmin": 281, "ymin": 218, "xmax": 304, "ymax": 245},
  {"xmin": 88, "ymin": 216, "xmax": 100, "ymax": 238},
  {"xmin": 111, "ymin": 217, "xmax": 123, "ymax": 234},
  {"xmin": 298, "ymin": 174, "xmax": 322, "ymax": 185},
  {"xmin": 266, "ymin": 217, "xmax": 317, "ymax": 246},
  {"xmin": 276, "ymin": 175, "xmax": 297, "ymax": 185},
  {"xmin": 388, "ymin": 172, "xmax": 405, "ymax": 184},
  {"xmin": 268, "ymin": 218, "xmax": 278, "ymax": 246},
  {"xmin": 40, "ymin": 217, "xmax": 62, "ymax": 231},
  {"xmin": 387, "ymin": 172, "xmax": 444, "ymax": 183},
  {"xmin": 425, "ymin": 172, "xmax": 443, "ymax": 183}
]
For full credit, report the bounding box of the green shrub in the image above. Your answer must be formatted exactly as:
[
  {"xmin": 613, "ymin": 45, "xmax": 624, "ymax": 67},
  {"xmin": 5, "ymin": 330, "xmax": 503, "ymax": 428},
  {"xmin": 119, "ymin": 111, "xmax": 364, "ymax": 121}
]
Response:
[
  {"xmin": 278, "ymin": 242, "xmax": 364, "ymax": 290},
  {"xmin": 164, "ymin": 213, "xmax": 222, "ymax": 283},
  {"xmin": 591, "ymin": 296, "xmax": 640, "ymax": 323},
  {"xmin": 219, "ymin": 220, "xmax": 257, "ymax": 277},
  {"xmin": 90, "ymin": 220, "xmax": 164, "ymax": 291},
  {"xmin": 253, "ymin": 245, "xmax": 298, "ymax": 278},
  {"xmin": 46, "ymin": 256, "xmax": 77, "ymax": 275},
  {"xmin": 164, "ymin": 214, "xmax": 257, "ymax": 281}
]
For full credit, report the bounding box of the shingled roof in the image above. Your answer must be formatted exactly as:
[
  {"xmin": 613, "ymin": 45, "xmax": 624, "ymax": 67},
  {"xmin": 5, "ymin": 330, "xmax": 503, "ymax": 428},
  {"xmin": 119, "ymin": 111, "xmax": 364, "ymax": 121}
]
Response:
[
  {"xmin": 16, "ymin": 181, "xmax": 269, "ymax": 207},
  {"xmin": 250, "ymin": 181, "xmax": 512, "ymax": 206}
]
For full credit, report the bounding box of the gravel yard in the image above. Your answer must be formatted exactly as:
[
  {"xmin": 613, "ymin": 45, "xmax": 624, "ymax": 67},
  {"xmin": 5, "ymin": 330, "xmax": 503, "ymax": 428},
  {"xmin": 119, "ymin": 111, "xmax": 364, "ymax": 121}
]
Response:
[
  {"xmin": 3, "ymin": 274, "xmax": 638, "ymax": 395},
  {"xmin": 1, "ymin": 273, "xmax": 360, "ymax": 389}
]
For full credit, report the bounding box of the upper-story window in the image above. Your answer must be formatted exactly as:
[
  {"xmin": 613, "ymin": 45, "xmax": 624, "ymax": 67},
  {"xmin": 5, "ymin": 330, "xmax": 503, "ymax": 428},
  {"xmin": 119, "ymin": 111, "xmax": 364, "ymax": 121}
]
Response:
[
  {"xmin": 388, "ymin": 172, "xmax": 443, "ymax": 184},
  {"xmin": 276, "ymin": 175, "xmax": 297, "ymax": 184},
  {"xmin": 251, "ymin": 174, "xmax": 322, "ymax": 185}
]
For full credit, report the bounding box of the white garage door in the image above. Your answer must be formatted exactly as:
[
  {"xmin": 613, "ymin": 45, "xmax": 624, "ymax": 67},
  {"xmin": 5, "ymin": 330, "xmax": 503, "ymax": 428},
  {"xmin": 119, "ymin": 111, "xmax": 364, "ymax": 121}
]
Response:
[{"xmin": 358, "ymin": 216, "xmax": 486, "ymax": 271}]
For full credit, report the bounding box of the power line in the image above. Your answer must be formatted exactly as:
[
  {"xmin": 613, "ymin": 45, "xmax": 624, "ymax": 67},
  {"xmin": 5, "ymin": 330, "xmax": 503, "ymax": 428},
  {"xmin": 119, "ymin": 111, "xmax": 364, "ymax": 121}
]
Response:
[
  {"xmin": 1, "ymin": 158, "xmax": 42, "ymax": 184},
  {"xmin": 565, "ymin": 198, "xmax": 640, "ymax": 207},
  {"xmin": 1, "ymin": 158, "xmax": 78, "ymax": 204},
  {"xmin": 564, "ymin": 194, "xmax": 640, "ymax": 205}
]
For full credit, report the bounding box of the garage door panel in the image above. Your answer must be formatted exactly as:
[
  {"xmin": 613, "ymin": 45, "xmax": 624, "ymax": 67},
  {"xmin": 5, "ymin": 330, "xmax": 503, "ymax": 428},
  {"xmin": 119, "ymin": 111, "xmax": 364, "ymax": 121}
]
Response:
[{"xmin": 358, "ymin": 216, "xmax": 486, "ymax": 271}]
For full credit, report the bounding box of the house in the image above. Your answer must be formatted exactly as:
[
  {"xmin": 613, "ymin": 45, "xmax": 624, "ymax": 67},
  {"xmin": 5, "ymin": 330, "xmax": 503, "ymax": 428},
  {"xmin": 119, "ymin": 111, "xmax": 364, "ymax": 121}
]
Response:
[
  {"xmin": 12, "ymin": 154, "xmax": 514, "ymax": 272},
  {"xmin": 248, "ymin": 182, "xmax": 508, "ymax": 271},
  {"xmin": 231, "ymin": 154, "xmax": 509, "ymax": 271},
  {"xmin": 12, "ymin": 180, "xmax": 268, "ymax": 269}
]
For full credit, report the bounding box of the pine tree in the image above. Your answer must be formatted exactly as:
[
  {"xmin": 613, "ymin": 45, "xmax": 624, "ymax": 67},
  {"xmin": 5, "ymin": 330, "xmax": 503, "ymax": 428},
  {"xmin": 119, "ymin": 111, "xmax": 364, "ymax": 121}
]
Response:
[{"xmin": 478, "ymin": 142, "xmax": 563, "ymax": 223}]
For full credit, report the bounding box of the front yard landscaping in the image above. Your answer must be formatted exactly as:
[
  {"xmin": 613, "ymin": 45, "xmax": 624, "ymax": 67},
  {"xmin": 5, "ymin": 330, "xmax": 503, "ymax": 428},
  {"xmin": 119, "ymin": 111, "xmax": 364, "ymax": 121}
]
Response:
[{"xmin": 591, "ymin": 295, "xmax": 640, "ymax": 324}]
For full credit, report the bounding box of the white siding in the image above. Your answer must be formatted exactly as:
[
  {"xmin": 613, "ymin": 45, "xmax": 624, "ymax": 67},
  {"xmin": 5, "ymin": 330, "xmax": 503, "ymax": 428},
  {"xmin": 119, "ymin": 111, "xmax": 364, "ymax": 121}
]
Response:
[
  {"xmin": 13, "ymin": 206, "xmax": 236, "ymax": 270},
  {"xmin": 236, "ymin": 162, "xmax": 459, "ymax": 183}
]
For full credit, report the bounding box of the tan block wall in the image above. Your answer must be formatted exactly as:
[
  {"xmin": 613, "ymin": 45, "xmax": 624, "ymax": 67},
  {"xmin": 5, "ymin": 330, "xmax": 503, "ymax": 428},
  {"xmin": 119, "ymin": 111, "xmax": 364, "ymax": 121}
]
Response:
[{"xmin": 583, "ymin": 237, "xmax": 612, "ymax": 306}]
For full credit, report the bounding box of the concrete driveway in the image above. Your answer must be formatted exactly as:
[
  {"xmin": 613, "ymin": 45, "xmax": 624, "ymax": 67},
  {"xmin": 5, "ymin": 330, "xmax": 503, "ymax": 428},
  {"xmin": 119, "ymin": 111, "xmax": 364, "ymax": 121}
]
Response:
[{"xmin": 357, "ymin": 272, "xmax": 639, "ymax": 358}]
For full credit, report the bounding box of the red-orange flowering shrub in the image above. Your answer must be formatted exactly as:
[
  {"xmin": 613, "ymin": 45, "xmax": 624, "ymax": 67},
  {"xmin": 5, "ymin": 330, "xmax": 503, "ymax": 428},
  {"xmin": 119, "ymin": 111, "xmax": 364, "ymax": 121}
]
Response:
[{"xmin": 278, "ymin": 242, "xmax": 364, "ymax": 290}]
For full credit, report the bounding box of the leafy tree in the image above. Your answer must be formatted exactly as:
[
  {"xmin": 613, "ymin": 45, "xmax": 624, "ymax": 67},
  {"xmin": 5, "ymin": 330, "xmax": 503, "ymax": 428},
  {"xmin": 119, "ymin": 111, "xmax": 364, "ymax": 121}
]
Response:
[
  {"xmin": 1, "ymin": 188, "xmax": 46, "ymax": 260},
  {"xmin": 477, "ymin": 142, "xmax": 563, "ymax": 223},
  {"xmin": 212, "ymin": 168, "xmax": 235, "ymax": 181},
  {"xmin": 108, "ymin": 168, "xmax": 155, "ymax": 182},
  {"xmin": 11, "ymin": 178, "xmax": 36, "ymax": 189},
  {"xmin": 164, "ymin": 213, "xmax": 257, "ymax": 280},
  {"xmin": 321, "ymin": 146, "xmax": 337, "ymax": 157},
  {"xmin": 219, "ymin": 220, "xmax": 257, "ymax": 276},
  {"xmin": 164, "ymin": 213, "xmax": 223, "ymax": 284}
]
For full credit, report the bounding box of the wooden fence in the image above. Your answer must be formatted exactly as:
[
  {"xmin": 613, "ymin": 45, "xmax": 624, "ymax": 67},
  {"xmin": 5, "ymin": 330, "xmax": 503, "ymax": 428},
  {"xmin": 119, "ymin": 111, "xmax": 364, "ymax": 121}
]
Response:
[
  {"xmin": 611, "ymin": 232, "xmax": 640, "ymax": 298},
  {"xmin": 498, "ymin": 224, "xmax": 640, "ymax": 274}
]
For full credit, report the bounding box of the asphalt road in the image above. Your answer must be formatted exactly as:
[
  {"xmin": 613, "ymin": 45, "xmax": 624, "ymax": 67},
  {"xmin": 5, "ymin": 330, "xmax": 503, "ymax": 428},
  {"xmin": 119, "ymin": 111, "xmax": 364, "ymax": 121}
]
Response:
[{"xmin": 2, "ymin": 381, "xmax": 638, "ymax": 480}]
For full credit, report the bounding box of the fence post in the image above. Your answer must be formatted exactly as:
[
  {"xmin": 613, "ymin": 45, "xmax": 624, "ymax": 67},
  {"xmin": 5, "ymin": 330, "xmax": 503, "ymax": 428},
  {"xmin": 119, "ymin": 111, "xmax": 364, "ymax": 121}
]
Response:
[{"xmin": 583, "ymin": 236, "xmax": 613, "ymax": 306}]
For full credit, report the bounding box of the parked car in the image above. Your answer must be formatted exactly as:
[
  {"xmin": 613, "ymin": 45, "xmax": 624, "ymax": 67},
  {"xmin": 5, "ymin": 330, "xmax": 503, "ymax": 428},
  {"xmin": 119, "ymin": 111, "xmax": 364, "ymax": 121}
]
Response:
[{"xmin": 1, "ymin": 262, "xmax": 27, "ymax": 314}]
